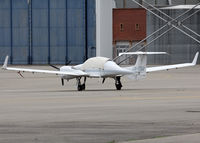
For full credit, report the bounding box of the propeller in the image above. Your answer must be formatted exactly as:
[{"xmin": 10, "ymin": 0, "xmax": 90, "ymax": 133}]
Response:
[
  {"xmin": 50, "ymin": 60, "xmax": 71, "ymax": 70},
  {"xmin": 65, "ymin": 60, "xmax": 71, "ymax": 65},
  {"xmin": 84, "ymin": 77, "xmax": 87, "ymax": 83},
  {"xmin": 17, "ymin": 71, "xmax": 24, "ymax": 78},
  {"xmin": 49, "ymin": 60, "xmax": 71, "ymax": 86},
  {"xmin": 102, "ymin": 78, "xmax": 105, "ymax": 84},
  {"xmin": 50, "ymin": 64, "xmax": 60, "ymax": 70}
]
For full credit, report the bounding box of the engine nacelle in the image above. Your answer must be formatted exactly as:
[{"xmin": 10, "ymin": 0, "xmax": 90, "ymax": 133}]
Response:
[{"xmin": 60, "ymin": 66, "xmax": 78, "ymax": 80}]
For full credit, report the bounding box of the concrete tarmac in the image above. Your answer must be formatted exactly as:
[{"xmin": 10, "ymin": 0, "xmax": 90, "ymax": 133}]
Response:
[
  {"xmin": 0, "ymin": 66, "xmax": 200, "ymax": 143},
  {"xmin": 120, "ymin": 133, "xmax": 200, "ymax": 143}
]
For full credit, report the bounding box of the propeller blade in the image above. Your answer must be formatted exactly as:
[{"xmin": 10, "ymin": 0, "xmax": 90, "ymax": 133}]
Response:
[
  {"xmin": 50, "ymin": 64, "xmax": 60, "ymax": 70},
  {"xmin": 17, "ymin": 71, "xmax": 24, "ymax": 78},
  {"xmin": 83, "ymin": 77, "xmax": 87, "ymax": 84},
  {"xmin": 65, "ymin": 60, "xmax": 71, "ymax": 65},
  {"xmin": 102, "ymin": 78, "xmax": 105, "ymax": 84},
  {"xmin": 61, "ymin": 78, "xmax": 64, "ymax": 86}
]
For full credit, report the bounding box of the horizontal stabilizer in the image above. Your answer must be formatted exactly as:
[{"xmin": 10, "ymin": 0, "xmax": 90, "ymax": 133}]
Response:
[{"xmin": 119, "ymin": 51, "xmax": 167, "ymax": 56}]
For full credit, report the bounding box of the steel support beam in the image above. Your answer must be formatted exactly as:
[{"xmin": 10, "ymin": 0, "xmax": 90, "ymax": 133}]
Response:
[
  {"xmin": 48, "ymin": 0, "xmax": 51, "ymax": 64},
  {"xmin": 142, "ymin": 0, "xmax": 200, "ymax": 42},
  {"xmin": 28, "ymin": 0, "xmax": 32, "ymax": 64},
  {"xmin": 113, "ymin": 1, "xmax": 200, "ymax": 62},
  {"xmin": 85, "ymin": 0, "xmax": 88, "ymax": 61},
  {"xmin": 65, "ymin": 0, "xmax": 68, "ymax": 63},
  {"xmin": 10, "ymin": 0, "xmax": 13, "ymax": 64},
  {"xmin": 115, "ymin": 1, "xmax": 200, "ymax": 64},
  {"xmin": 133, "ymin": 0, "xmax": 200, "ymax": 44}
]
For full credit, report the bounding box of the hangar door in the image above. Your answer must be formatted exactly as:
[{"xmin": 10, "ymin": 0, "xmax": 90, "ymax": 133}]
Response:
[{"xmin": 0, "ymin": 0, "xmax": 96, "ymax": 64}]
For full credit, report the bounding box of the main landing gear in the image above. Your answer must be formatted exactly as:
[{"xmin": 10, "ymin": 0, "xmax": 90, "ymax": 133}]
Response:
[
  {"xmin": 77, "ymin": 77, "xmax": 86, "ymax": 91},
  {"xmin": 115, "ymin": 76, "xmax": 122, "ymax": 90}
]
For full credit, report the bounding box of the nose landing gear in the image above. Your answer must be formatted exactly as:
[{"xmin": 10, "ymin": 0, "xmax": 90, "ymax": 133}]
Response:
[{"xmin": 115, "ymin": 76, "xmax": 122, "ymax": 90}]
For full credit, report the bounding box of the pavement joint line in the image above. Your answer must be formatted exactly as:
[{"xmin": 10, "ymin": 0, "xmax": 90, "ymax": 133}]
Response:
[{"xmin": 119, "ymin": 133, "xmax": 200, "ymax": 143}]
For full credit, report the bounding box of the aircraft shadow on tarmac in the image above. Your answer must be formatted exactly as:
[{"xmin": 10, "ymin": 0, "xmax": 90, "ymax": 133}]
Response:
[{"xmin": 14, "ymin": 87, "xmax": 189, "ymax": 93}]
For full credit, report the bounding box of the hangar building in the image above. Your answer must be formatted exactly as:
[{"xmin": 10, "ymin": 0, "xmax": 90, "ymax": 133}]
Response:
[
  {"xmin": 114, "ymin": 0, "xmax": 200, "ymax": 64},
  {"xmin": 0, "ymin": 0, "xmax": 199, "ymax": 65},
  {"xmin": 0, "ymin": 0, "xmax": 96, "ymax": 64}
]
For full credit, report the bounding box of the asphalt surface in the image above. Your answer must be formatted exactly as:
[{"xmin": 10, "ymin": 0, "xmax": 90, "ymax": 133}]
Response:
[
  {"xmin": 0, "ymin": 66, "xmax": 200, "ymax": 143},
  {"xmin": 120, "ymin": 133, "xmax": 200, "ymax": 143}
]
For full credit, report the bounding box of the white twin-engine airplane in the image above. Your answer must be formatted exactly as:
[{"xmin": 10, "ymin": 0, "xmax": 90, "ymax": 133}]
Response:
[{"xmin": 2, "ymin": 52, "xmax": 199, "ymax": 91}]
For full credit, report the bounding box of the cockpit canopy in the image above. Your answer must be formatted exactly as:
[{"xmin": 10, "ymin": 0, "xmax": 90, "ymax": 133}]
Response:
[{"xmin": 81, "ymin": 57, "xmax": 110, "ymax": 70}]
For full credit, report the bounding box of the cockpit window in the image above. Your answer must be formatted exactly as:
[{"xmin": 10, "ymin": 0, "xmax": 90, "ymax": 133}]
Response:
[{"xmin": 81, "ymin": 57, "xmax": 110, "ymax": 70}]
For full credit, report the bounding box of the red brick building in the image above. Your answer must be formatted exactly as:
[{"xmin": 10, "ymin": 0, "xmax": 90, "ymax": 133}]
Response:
[
  {"xmin": 113, "ymin": 8, "xmax": 146, "ymax": 42},
  {"xmin": 113, "ymin": 8, "xmax": 146, "ymax": 60}
]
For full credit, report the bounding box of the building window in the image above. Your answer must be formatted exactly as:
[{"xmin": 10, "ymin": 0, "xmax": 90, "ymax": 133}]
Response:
[
  {"xmin": 120, "ymin": 23, "xmax": 124, "ymax": 31},
  {"xmin": 135, "ymin": 24, "xmax": 140, "ymax": 31}
]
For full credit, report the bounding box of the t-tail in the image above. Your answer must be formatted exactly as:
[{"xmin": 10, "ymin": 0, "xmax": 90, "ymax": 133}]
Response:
[{"xmin": 120, "ymin": 52, "xmax": 167, "ymax": 80}]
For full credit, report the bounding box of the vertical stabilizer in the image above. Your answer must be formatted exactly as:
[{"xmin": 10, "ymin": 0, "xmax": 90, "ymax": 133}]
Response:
[
  {"xmin": 135, "ymin": 54, "xmax": 147, "ymax": 69},
  {"xmin": 120, "ymin": 52, "xmax": 166, "ymax": 80},
  {"xmin": 134, "ymin": 54, "xmax": 147, "ymax": 79}
]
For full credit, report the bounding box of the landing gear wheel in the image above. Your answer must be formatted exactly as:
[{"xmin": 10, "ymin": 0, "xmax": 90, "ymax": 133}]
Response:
[
  {"xmin": 81, "ymin": 84, "xmax": 86, "ymax": 90},
  {"xmin": 78, "ymin": 84, "xmax": 82, "ymax": 91},
  {"xmin": 78, "ymin": 84, "xmax": 86, "ymax": 91},
  {"xmin": 115, "ymin": 83, "xmax": 122, "ymax": 90},
  {"xmin": 115, "ymin": 76, "xmax": 122, "ymax": 90},
  {"xmin": 77, "ymin": 77, "xmax": 86, "ymax": 91}
]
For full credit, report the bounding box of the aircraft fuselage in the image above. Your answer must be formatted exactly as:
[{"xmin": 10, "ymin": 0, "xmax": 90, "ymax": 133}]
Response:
[{"xmin": 60, "ymin": 60, "xmax": 133, "ymax": 80}]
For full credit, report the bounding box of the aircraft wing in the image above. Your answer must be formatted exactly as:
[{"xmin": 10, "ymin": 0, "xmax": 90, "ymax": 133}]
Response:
[
  {"xmin": 2, "ymin": 56, "xmax": 88, "ymax": 76},
  {"xmin": 146, "ymin": 52, "xmax": 199, "ymax": 73}
]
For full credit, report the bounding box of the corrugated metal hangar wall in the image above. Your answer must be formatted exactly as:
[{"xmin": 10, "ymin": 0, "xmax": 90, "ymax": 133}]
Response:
[
  {"xmin": 114, "ymin": 0, "xmax": 200, "ymax": 65},
  {"xmin": 0, "ymin": 0, "xmax": 96, "ymax": 65},
  {"xmin": 115, "ymin": 0, "xmax": 199, "ymax": 8},
  {"xmin": 147, "ymin": 9, "xmax": 200, "ymax": 64}
]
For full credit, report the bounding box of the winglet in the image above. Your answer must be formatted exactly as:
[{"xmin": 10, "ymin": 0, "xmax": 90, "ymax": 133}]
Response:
[
  {"xmin": 2, "ymin": 55, "xmax": 9, "ymax": 70},
  {"xmin": 192, "ymin": 52, "xmax": 199, "ymax": 65}
]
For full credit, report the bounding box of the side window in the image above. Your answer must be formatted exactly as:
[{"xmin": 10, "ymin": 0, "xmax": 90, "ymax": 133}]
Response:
[
  {"xmin": 120, "ymin": 23, "xmax": 124, "ymax": 31},
  {"xmin": 135, "ymin": 23, "xmax": 140, "ymax": 31}
]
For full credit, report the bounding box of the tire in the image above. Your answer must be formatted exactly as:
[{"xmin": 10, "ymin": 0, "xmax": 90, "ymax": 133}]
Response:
[
  {"xmin": 78, "ymin": 85, "xmax": 82, "ymax": 91},
  {"xmin": 115, "ymin": 83, "xmax": 122, "ymax": 90},
  {"xmin": 82, "ymin": 84, "xmax": 86, "ymax": 90},
  {"xmin": 77, "ymin": 84, "xmax": 86, "ymax": 91}
]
